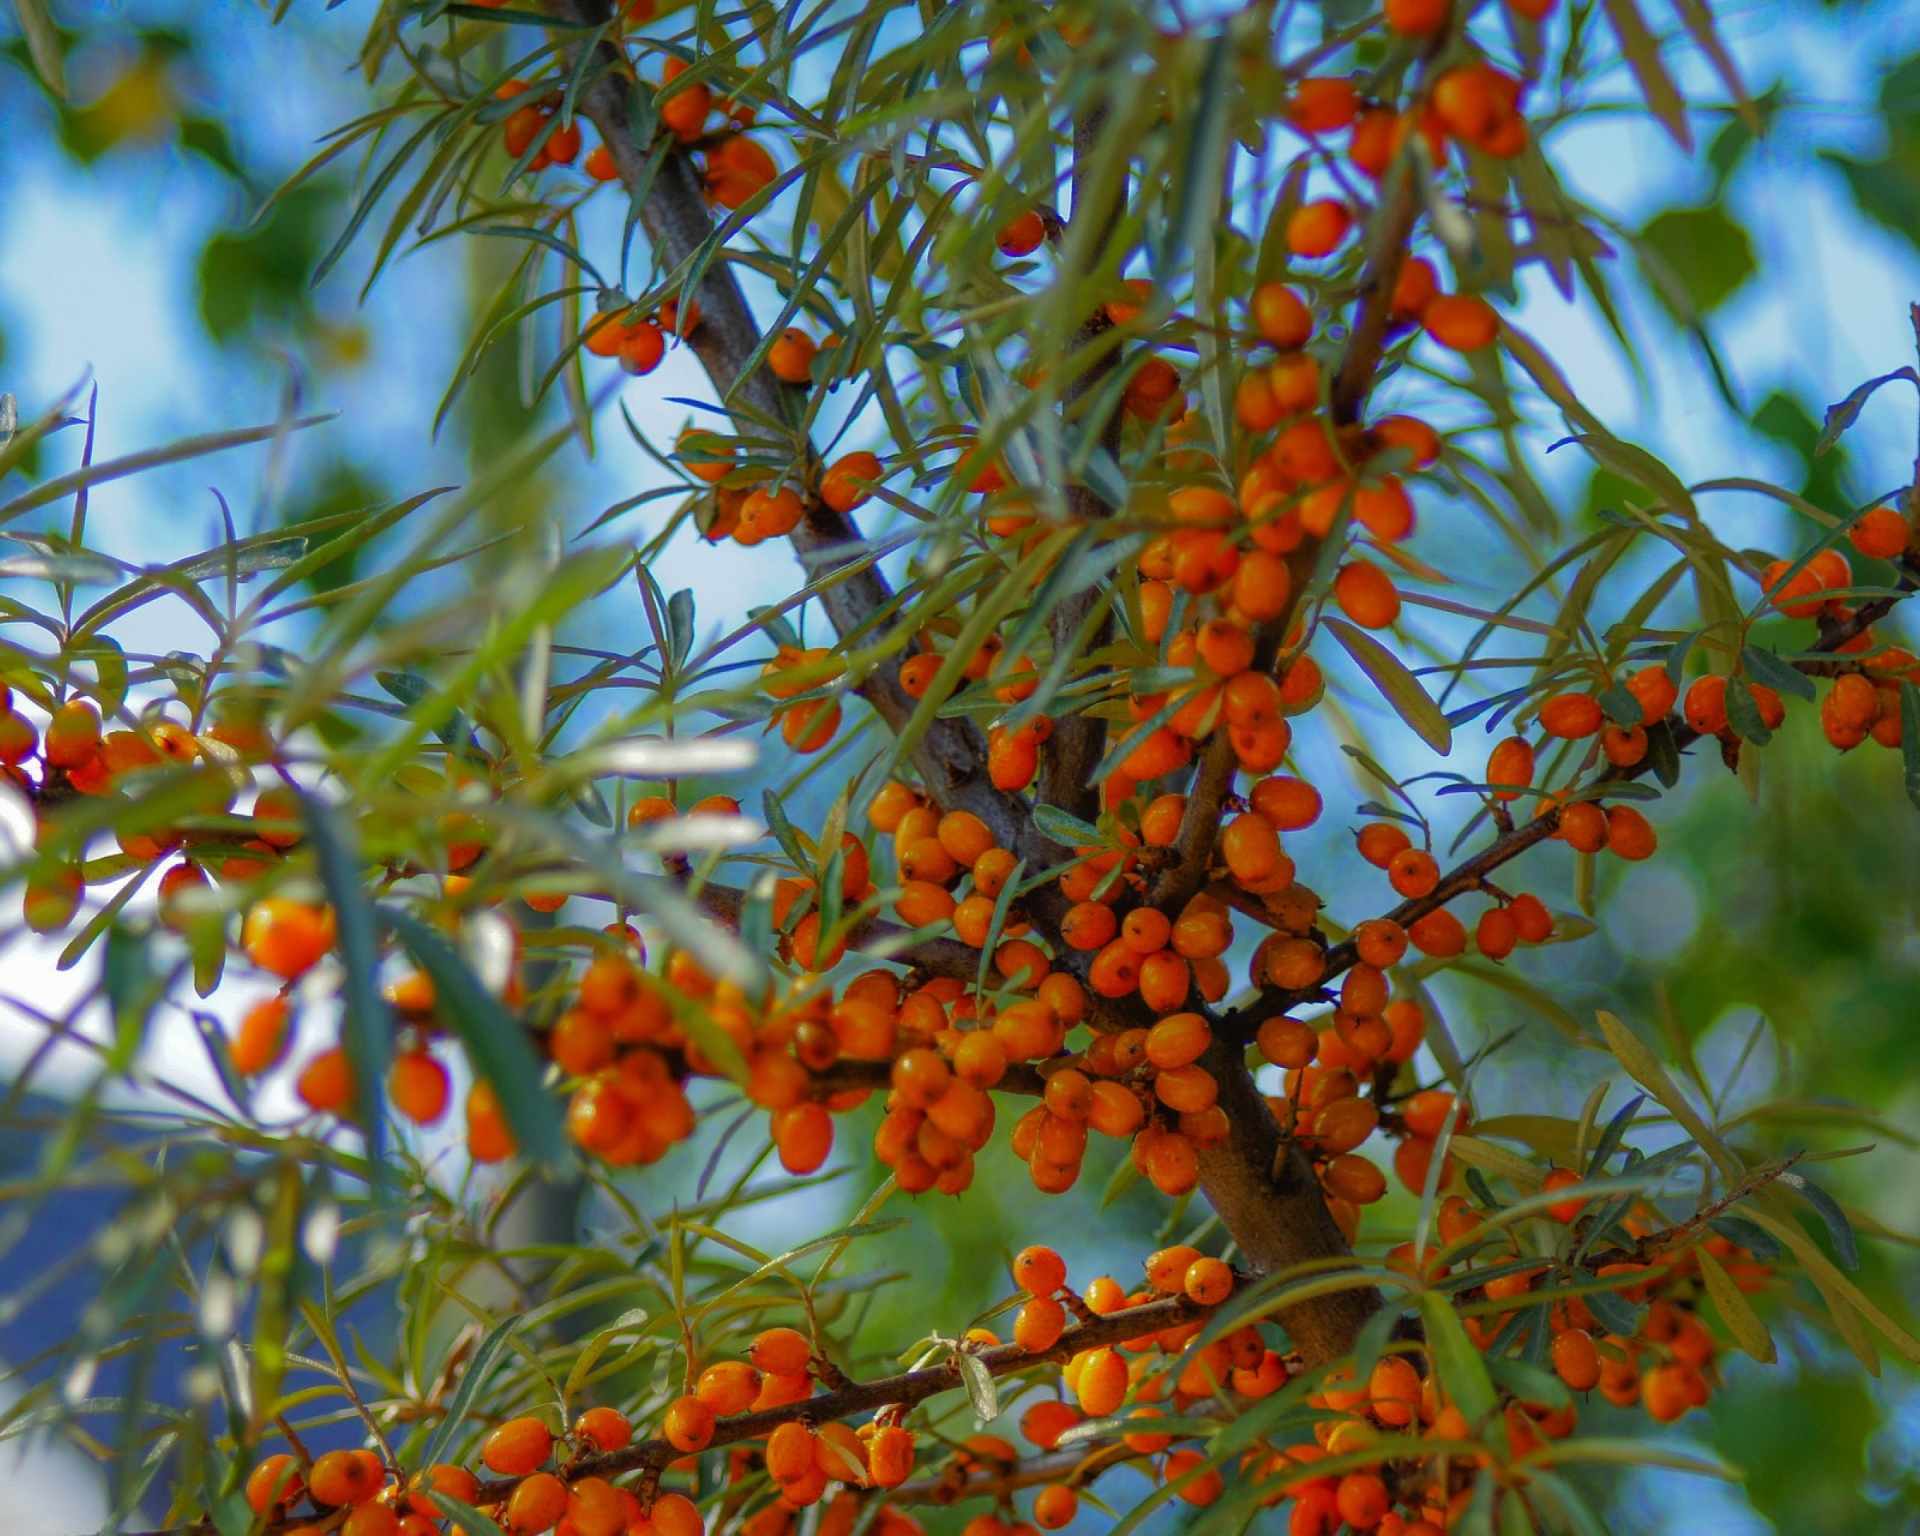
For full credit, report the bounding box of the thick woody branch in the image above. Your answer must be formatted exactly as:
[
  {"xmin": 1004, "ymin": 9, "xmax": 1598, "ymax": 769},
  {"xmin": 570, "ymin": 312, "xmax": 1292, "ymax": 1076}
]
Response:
[
  {"xmin": 1191, "ymin": 1030, "xmax": 1381, "ymax": 1365},
  {"xmin": 540, "ymin": 0, "xmax": 1039, "ymax": 856}
]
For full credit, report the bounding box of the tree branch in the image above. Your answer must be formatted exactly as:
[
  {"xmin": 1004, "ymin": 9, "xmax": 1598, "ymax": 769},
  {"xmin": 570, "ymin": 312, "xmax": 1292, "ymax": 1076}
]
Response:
[
  {"xmin": 540, "ymin": 0, "xmax": 1040, "ymax": 856},
  {"xmin": 1225, "ymin": 560, "xmax": 1920, "ymax": 1040}
]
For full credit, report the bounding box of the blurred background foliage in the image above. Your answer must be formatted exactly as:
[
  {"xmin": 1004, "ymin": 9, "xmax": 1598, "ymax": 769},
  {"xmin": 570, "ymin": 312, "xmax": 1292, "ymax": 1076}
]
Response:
[{"xmin": 2, "ymin": 1, "xmax": 1920, "ymax": 1532}]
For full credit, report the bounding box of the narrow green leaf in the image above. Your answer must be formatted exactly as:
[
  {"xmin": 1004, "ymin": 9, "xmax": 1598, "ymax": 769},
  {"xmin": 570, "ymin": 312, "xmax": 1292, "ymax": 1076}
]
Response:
[
  {"xmin": 1694, "ymin": 1243, "xmax": 1774, "ymax": 1362},
  {"xmin": 1418, "ymin": 1291, "xmax": 1497, "ymax": 1427},
  {"xmin": 1901, "ymin": 683, "xmax": 1920, "ymax": 812},
  {"xmin": 1815, "ymin": 367, "xmax": 1917, "ymax": 456},
  {"xmin": 1323, "ymin": 617, "xmax": 1452, "ymax": 754},
  {"xmin": 379, "ymin": 906, "xmax": 568, "ymax": 1168},
  {"xmin": 420, "ymin": 1315, "xmax": 522, "ymax": 1469},
  {"xmin": 957, "ymin": 1348, "xmax": 998, "ymax": 1422},
  {"xmin": 1601, "ymin": 0, "xmax": 1693, "ymax": 149},
  {"xmin": 1596, "ymin": 1010, "xmax": 1741, "ymax": 1182},
  {"xmin": 303, "ymin": 793, "xmax": 391, "ymax": 1183},
  {"xmin": 11, "ymin": 0, "xmax": 65, "ymax": 97}
]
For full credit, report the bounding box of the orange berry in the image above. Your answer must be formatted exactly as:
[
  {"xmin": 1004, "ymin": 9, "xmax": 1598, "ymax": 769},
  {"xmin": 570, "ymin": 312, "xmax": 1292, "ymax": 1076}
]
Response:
[
  {"xmin": 483, "ymin": 1416, "xmax": 554, "ymax": 1476},
  {"xmin": 1287, "ymin": 77, "xmax": 1358, "ymax": 135},
  {"xmin": 243, "ymin": 899, "xmax": 334, "ymax": 979},
  {"xmin": 768, "ymin": 327, "xmax": 817, "ymax": 384},
  {"xmin": 1013, "ymin": 1244, "xmax": 1067, "ymax": 1296},
  {"xmin": 1423, "ymin": 293, "xmax": 1498, "ymax": 351},
  {"xmin": 388, "ymin": 1050, "xmax": 449, "ymax": 1124},
  {"xmin": 1851, "ymin": 505, "xmax": 1909, "ymax": 560},
  {"xmin": 1334, "ymin": 560, "xmax": 1400, "ymax": 628},
  {"xmin": 664, "ymin": 1394, "xmax": 716, "ymax": 1452},
  {"xmin": 997, "ymin": 208, "xmax": 1048, "ymax": 257},
  {"xmin": 309, "ymin": 1448, "xmax": 383, "ymax": 1507},
  {"xmin": 1538, "ymin": 692, "xmax": 1603, "ymax": 739},
  {"xmin": 246, "ymin": 1455, "xmax": 304, "ymax": 1514},
  {"xmin": 1287, "ymin": 199, "xmax": 1353, "ymax": 258},
  {"xmin": 575, "ymin": 1404, "xmax": 633, "ymax": 1451},
  {"xmin": 1183, "ymin": 1256, "xmax": 1233, "ymax": 1305},
  {"xmin": 506, "ymin": 1471, "xmax": 567, "ymax": 1533}
]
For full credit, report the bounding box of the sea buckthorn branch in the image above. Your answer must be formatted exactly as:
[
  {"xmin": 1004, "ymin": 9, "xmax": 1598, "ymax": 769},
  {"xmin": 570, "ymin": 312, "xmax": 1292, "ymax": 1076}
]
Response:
[
  {"xmin": 536, "ymin": 0, "xmax": 1039, "ymax": 853},
  {"xmin": 455, "ymin": 1291, "xmax": 1214, "ymax": 1505},
  {"xmin": 1193, "ymin": 1031, "xmax": 1386, "ymax": 1365},
  {"xmin": 136, "ymin": 1291, "xmax": 1215, "ymax": 1536},
  {"xmin": 1223, "ymin": 554, "xmax": 1920, "ymax": 1041},
  {"xmin": 669, "ymin": 879, "xmax": 985, "ymax": 981},
  {"xmin": 1148, "ymin": 97, "xmax": 1434, "ymax": 916}
]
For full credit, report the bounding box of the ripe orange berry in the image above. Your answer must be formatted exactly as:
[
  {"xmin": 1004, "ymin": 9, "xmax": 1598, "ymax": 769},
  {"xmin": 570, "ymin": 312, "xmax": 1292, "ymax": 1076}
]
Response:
[
  {"xmin": 1368, "ymin": 1355, "xmax": 1421, "ymax": 1427},
  {"xmin": 1355, "ymin": 821, "xmax": 1412, "ymax": 868},
  {"xmin": 868, "ymin": 1424, "xmax": 916, "ymax": 1487},
  {"xmin": 1335, "ymin": 1472, "xmax": 1390, "ymax": 1529},
  {"xmin": 1250, "ymin": 282, "xmax": 1314, "ymax": 348},
  {"xmin": 296, "ymin": 1047, "xmax": 355, "ymax": 1116},
  {"xmin": 1334, "ymin": 560, "xmax": 1400, "ymax": 628},
  {"xmin": 650, "ymin": 1492, "xmax": 704, "ymax": 1536},
  {"xmin": 309, "ymin": 1448, "xmax": 383, "ymax": 1507},
  {"xmin": 574, "ymin": 1404, "xmax": 633, "ymax": 1451},
  {"xmin": 343, "ymin": 1507, "xmax": 401, "ymax": 1536},
  {"xmin": 1538, "ymin": 692, "xmax": 1603, "ymax": 739},
  {"xmin": 1034, "ymin": 1485, "xmax": 1079, "ymax": 1529},
  {"xmin": 1015, "ymin": 1295, "xmax": 1068, "ymax": 1351},
  {"xmin": 664, "ymin": 1394, "xmax": 716, "ymax": 1452},
  {"xmin": 506, "ymin": 1471, "xmax": 567, "ymax": 1533},
  {"xmin": 1485, "ymin": 735, "xmax": 1534, "ymax": 800},
  {"xmin": 619, "ymin": 321, "xmax": 666, "ymax": 376},
  {"xmin": 1402, "ymin": 1088, "xmax": 1459, "ymax": 1140},
  {"xmin": 231, "ymin": 997, "xmax": 292, "ymax": 1076},
  {"xmin": 1074, "ymin": 1347, "xmax": 1129, "ymax": 1415},
  {"xmin": 997, "ymin": 208, "xmax": 1048, "ymax": 256},
  {"xmin": 1286, "ymin": 77, "xmax": 1359, "ymax": 135},
  {"xmin": 389, "ymin": 1050, "xmax": 449, "ymax": 1124},
  {"xmin": 43, "ymin": 699, "xmax": 102, "ymax": 769},
  {"xmin": 483, "ymin": 1416, "xmax": 554, "ymax": 1476},
  {"xmin": 1851, "ymin": 505, "xmax": 1909, "ymax": 559},
  {"xmin": 821, "ymin": 450, "xmax": 881, "ymax": 514},
  {"xmin": 1286, "ymin": 199, "xmax": 1353, "ymax": 258},
  {"xmin": 243, "ymin": 899, "xmax": 334, "ymax": 979},
  {"xmin": 1386, "ymin": 846, "xmax": 1439, "ymax": 898},
  {"xmin": 1552, "ymin": 1326, "xmax": 1600, "ymax": 1391},
  {"xmin": 773, "ymin": 1102, "xmax": 834, "ymax": 1174},
  {"xmin": 1386, "ymin": 0, "xmax": 1449, "ymax": 31},
  {"xmin": 768, "ymin": 327, "xmax": 817, "ymax": 384},
  {"xmin": 1220, "ymin": 812, "xmax": 1283, "ymax": 884},
  {"xmin": 1423, "ymin": 293, "xmax": 1499, "ymax": 351},
  {"xmin": 1013, "ymin": 1244, "xmax": 1067, "ymax": 1296},
  {"xmin": 1476, "ymin": 905, "xmax": 1519, "ymax": 961},
  {"xmin": 1605, "ymin": 804, "xmax": 1657, "ymax": 860},
  {"xmin": 1183, "ymin": 1255, "xmax": 1233, "ymax": 1305},
  {"xmin": 1626, "ymin": 664, "xmax": 1678, "ymax": 723},
  {"xmin": 246, "ymin": 1455, "xmax": 304, "ymax": 1514}
]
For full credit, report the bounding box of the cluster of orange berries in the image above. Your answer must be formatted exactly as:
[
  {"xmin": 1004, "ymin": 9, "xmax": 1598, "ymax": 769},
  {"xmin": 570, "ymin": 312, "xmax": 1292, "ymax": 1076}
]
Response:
[
  {"xmin": 990, "ymin": 1244, "xmax": 1284, "ymax": 1528},
  {"xmin": 240, "ymin": 1320, "xmax": 931, "ymax": 1536},
  {"xmin": 1754, "ymin": 523, "xmax": 1919, "ymax": 751},
  {"xmin": 676, "ymin": 435, "xmax": 881, "ymax": 551},
  {"xmin": 243, "ymin": 1402, "xmax": 693, "ymax": 1536},
  {"xmin": 0, "ymin": 690, "xmax": 332, "ymax": 935}
]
